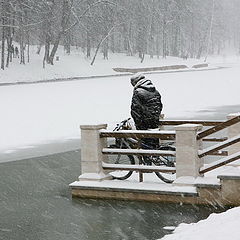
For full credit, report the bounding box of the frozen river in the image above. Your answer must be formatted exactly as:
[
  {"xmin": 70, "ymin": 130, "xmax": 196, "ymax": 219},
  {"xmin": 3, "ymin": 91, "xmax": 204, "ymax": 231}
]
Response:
[
  {"xmin": 0, "ymin": 150, "xmax": 225, "ymax": 240},
  {"xmin": 1, "ymin": 64, "xmax": 240, "ymax": 155},
  {"xmin": 0, "ymin": 104, "xmax": 235, "ymax": 240},
  {"xmin": 1, "ymin": 67, "xmax": 238, "ymax": 239},
  {"xmin": 0, "ymin": 103, "xmax": 239, "ymax": 164}
]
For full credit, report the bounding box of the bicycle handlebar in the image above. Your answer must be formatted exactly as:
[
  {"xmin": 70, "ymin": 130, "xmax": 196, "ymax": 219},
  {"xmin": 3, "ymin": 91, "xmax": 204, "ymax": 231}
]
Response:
[{"xmin": 113, "ymin": 118, "xmax": 132, "ymax": 131}]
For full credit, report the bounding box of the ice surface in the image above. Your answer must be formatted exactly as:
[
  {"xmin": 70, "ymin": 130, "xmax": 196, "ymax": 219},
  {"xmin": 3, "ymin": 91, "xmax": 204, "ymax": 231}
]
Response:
[{"xmin": 1, "ymin": 59, "xmax": 240, "ymax": 153}]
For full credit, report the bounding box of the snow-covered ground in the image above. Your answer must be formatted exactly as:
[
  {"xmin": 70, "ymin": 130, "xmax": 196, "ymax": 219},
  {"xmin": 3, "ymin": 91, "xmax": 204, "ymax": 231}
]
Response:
[
  {"xmin": 0, "ymin": 45, "xmax": 239, "ymax": 83},
  {"xmin": 160, "ymin": 206, "xmax": 240, "ymax": 240}
]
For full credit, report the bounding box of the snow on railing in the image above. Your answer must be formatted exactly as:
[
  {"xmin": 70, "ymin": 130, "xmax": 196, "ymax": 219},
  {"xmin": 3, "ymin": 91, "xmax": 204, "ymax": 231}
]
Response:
[
  {"xmin": 102, "ymin": 162, "xmax": 176, "ymax": 173},
  {"xmin": 102, "ymin": 148, "xmax": 176, "ymax": 156},
  {"xmin": 159, "ymin": 119, "xmax": 224, "ymax": 126},
  {"xmin": 100, "ymin": 129, "xmax": 175, "ymax": 140},
  {"xmin": 78, "ymin": 113, "xmax": 240, "ymax": 182}
]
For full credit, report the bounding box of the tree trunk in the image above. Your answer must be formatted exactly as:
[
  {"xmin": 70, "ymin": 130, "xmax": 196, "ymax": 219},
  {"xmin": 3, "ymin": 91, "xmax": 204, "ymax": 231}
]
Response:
[
  {"xmin": 127, "ymin": 37, "xmax": 133, "ymax": 56},
  {"xmin": 149, "ymin": 1, "xmax": 155, "ymax": 59},
  {"xmin": 110, "ymin": 34, "xmax": 115, "ymax": 53},
  {"xmin": 1, "ymin": 0, "xmax": 6, "ymax": 70},
  {"xmin": 1, "ymin": 26, "xmax": 5, "ymax": 70},
  {"xmin": 27, "ymin": 34, "xmax": 30, "ymax": 63},
  {"xmin": 19, "ymin": 6, "xmax": 25, "ymax": 65},
  {"xmin": 197, "ymin": 45, "xmax": 203, "ymax": 59},
  {"xmin": 20, "ymin": 41, "xmax": 25, "ymax": 64},
  {"xmin": 156, "ymin": 34, "xmax": 160, "ymax": 59},
  {"xmin": 49, "ymin": 33, "xmax": 62, "ymax": 65},
  {"xmin": 6, "ymin": 36, "xmax": 11, "ymax": 68},
  {"xmin": 162, "ymin": 2, "xmax": 167, "ymax": 59},
  {"xmin": 141, "ymin": 53, "xmax": 145, "ymax": 63},
  {"xmin": 103, "ymin": 39, "xmax": 108, "ymax": 60},
  {"xmin": 204, "ymin": 0, "xmax": 215, "ymax": 62},
  {"xmin": 91, "ymin": 26, "xmax": 115, "ymax": 66},
  {"xmin": 5, "ymin": 1, "xmax": 13, "ymax": 68},
  {"xmin": 86, "ymin": 31, "xmax": 91, "ymax": 58},
  {"xmin": 36, "ymin": 45, "xmax": 42, "ymax": 55},
  {"xmin": 48, "ymin": 0, "xmax": 72, "ymax": 65},
  {"xmin": 19, "ymin": 29, "xmax": 25, "ymax": 65},
  {"xmin": 189, "ymin": 15, "xmax": 195, "ymax": 58},
  {"xmin": 64, "ymin": 33, "xmax": 71, "ymax": 55},
  {"xmin": 43, "ymin": 35, "xmax": 50, "ymax": 66}
]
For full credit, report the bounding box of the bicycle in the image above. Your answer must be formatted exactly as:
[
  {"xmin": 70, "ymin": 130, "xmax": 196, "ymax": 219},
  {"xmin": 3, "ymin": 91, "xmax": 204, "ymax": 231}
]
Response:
[{"xmin": 107, "ymin": 118, "xmax": 176, "ymax": 183}]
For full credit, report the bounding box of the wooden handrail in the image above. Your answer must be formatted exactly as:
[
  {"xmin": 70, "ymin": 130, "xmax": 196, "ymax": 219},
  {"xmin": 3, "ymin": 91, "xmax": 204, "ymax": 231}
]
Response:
[
  {"xmin": 198, "ymin": 134, "xmax": 240, "ymax": 158},
  {"xmin": 160, "ymin": 120, "xmax": 224, "ymax": 126},
  {"xmin": 100, "ymin": 129, "xmax": 175, "ymax": 140},
  {"xmin": 197, "ymin": 115, "xmax": 240, "ymax": 140},
  {"xmin": 202, "ymin": 137, "xmax": 227, "ymax": 142},
  {"xmin": 200, "ymin": 151, "xmax": 240, "ymax": 174},
  {"xmin": 103, "ymin": 148, "xmax": 226, "ymax": 157},
  {"xmin": 209, "ymin": 150, "xmax": 228, "ymax": 156},
  {"xmin": 102, "ymin": 148, "xmax": 175, "ymax": 156},
  {"xmin": 101, "ymin": 131, "xmax": 226, "ymax": 142},
  {"xmin": 102, "ymin": 162, "xmax": 176, "ymax": 173}
]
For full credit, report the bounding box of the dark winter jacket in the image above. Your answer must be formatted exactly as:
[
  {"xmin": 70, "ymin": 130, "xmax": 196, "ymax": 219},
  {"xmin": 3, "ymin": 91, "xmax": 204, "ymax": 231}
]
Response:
[{"xmin": 131, "ymin": 78, "xmax": 163, "ymax": 130}]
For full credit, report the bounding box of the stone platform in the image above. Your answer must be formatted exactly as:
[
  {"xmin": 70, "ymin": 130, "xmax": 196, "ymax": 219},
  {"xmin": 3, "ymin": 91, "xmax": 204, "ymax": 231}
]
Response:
[{"xmin": 70, "ymin": 166, "xmax": 240, "ymax": 206}]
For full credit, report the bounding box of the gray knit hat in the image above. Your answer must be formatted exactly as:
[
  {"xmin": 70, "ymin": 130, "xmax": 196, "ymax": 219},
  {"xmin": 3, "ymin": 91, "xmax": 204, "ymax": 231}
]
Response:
[{"xmin": 130, "ymin": 72, "xmax": 145, "ymax": 86}]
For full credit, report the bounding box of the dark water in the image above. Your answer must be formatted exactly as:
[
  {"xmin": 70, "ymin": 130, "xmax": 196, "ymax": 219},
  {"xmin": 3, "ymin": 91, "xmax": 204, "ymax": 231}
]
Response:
[{"xmin": 0, "ymin": 150, "xmax": 226, "ymax": 240}]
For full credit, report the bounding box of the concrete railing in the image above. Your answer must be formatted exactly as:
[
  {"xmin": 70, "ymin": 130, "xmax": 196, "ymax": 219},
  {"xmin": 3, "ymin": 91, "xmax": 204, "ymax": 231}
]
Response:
[
  {"xmin": 77, "ymin": 113, "xmax": 240, "ymax": 183},
  {"xmin": 175, "ymin": 124, "xmax": 203, "ymax": 178},
  {"xmin": 78, "ymin": 124, "xmax": 112, "ymax": 181}
]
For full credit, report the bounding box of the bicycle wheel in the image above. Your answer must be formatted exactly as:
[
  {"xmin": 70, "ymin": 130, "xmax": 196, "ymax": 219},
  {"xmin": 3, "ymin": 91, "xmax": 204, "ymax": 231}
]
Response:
[
  {"xmin": 108, "ymin": 153, "xmax": 135, "ymax": 180},
  {"xmin": 158, "ymin": 145, "xmax": 176, "ymax": 167},
  {"xmin": 153, "ymin": 145, "xmax": 176, "ymax": 183},
  {"xmin": 154, "ymin": 171, "xmax": 175, "ymax": 183}
]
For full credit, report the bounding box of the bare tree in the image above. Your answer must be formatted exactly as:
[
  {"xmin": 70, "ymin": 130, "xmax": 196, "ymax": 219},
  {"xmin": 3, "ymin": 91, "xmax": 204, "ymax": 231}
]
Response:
[
  {"xmin": 1, "ymin": 0, "xmax": 6, "ymax": 70},
  {"xmin": 1, "ymin": 0, "xmax": 240, "ymax": 72}
]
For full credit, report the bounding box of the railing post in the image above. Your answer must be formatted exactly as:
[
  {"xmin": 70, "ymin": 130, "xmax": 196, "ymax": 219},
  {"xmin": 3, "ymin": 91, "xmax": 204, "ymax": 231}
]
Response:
[
  {"xmin": 79, "ymin": 124, "xmax": 112, "ymax": 181},
  {"xmin": 227, "ymin": 113, "xmax": 240, "ymax": 166},
  {"xmin": 175, "ymin": 124, "xmax": 203, "ymax": 179}
]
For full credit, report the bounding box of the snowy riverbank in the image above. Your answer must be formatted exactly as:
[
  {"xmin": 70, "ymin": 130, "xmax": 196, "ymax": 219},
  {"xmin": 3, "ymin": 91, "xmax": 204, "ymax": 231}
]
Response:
[
  {"xmin": 0, "ymin": 45, "xmax": 238, "ymax": 84},
  {"xmin": 160, "ymin": 206, "xmax": 240, "ymax": 240}
]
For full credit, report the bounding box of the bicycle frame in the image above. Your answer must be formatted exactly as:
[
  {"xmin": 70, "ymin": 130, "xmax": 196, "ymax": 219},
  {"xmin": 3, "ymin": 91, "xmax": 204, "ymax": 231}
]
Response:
[
  {"xmin": 108, "ymin": 118, "xmax": 176, "ymax": 183},
  {"xmin": 113, "ymin": 118, "xmax": 175, "ymax": 166}
]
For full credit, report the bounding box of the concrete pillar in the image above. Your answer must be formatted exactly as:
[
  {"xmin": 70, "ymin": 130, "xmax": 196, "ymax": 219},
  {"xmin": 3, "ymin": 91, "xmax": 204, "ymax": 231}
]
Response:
[
  {"xmin": 218, "ymin": 174, "xmax": 240, "ymax": 206},
  {"xmin": 227, "ymin": 113, "xmax": 240, "ymax": 166},
  {"xmin": 79, "ymin": 124, "xmax": 112, "ymax": 181},
  {"xmin": 175, "ymin": 124, "xmax": 203, "ymax": 179}
]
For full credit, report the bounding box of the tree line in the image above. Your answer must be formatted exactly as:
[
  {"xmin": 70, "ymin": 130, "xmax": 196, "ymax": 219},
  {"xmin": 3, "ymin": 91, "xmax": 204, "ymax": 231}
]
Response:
[{"xmin": 1, "ymin": 0, "xmax": 240, "ymax": 70}]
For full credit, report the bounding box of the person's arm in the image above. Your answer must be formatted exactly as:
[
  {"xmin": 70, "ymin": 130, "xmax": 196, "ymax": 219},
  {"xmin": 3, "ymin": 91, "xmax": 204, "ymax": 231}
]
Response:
[
  {"xmin": 159, "ymin": 93, "xmax": 163, "ymax": 112},
  {"xmin": 131, "ymin": 90, "xmax": 144, "ymax": 123}
]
